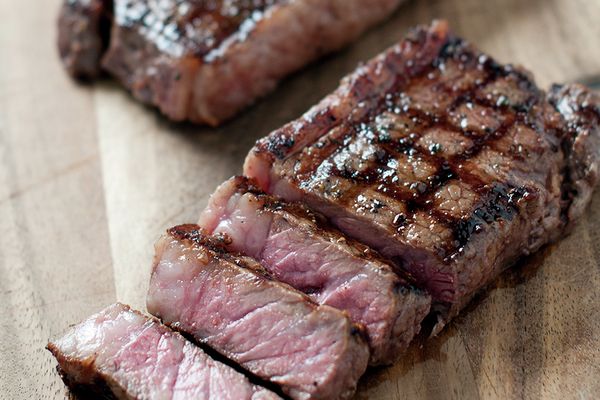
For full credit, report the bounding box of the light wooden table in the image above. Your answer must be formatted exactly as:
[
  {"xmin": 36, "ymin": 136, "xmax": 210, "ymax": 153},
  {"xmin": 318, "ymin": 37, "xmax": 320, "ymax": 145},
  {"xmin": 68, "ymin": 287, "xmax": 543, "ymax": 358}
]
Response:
[{"xmin": 1, "ymin": 0, "xmax": 599, "ymax": 399}]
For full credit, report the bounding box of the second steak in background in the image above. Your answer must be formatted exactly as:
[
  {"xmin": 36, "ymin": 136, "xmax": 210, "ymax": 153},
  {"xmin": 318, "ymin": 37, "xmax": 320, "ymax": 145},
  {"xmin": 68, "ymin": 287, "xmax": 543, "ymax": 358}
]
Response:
[
  {"xmin": 57, "ymin": 0, "xmax": 404, "ymax": 125},
  {"xmin": 147, "ymin": 225, "xmax": 369, "ymax": 400}
]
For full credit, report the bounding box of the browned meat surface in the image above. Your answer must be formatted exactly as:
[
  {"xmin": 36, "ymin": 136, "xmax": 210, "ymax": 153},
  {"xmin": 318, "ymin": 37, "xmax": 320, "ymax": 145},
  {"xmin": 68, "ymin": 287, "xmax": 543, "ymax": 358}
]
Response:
[
  {"xmin": 58, "ymin": 0, "xmax": 112, "ymax": 78},
  {"xmin": 244, "ymin": 20, "xmax": 600, "ymax": 328},
  {"xmin": 58, "ymin": 0, "xmax": 404, "ymax": 125}
]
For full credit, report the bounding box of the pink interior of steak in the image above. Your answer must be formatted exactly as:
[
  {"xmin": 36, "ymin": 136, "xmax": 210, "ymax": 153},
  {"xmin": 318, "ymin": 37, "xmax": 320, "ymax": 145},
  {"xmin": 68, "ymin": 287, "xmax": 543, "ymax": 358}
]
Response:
[
  {"xmin": 244, "ymin": 20, "xmax": 569, "ymax": 309},
  {"xmin": 147, "ymin": 225, "xmax": 369, "ymax": 400},
  {"xmin": 47, "ymin": 303, "xmax": 279, "ymax": 399},
  {"xmin": 198, "ymin": 176, "xmax": 431, "ymax": 365}
]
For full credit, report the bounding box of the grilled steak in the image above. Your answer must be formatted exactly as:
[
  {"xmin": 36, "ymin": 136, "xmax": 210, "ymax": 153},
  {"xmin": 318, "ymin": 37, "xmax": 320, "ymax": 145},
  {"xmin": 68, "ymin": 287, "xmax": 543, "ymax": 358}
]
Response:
[
  {"xmin": 147, "ymin": 225, "xmax": 369, "ymax": 400},
  {"xmin": 244, "ymin": 20, "xmax": 600, "ymax": 327},
  {"xmin": 47, "ymin": 303, "xmax": 280, "ymax": 400},
  {"xmin": 58, "ymin": 0, "xmax": 112, "ymax": 78},
  {"xmin": 198, "ymin": 176, "xmax": 430, "ymax": 365},
  {"xmin": 58, "ymin": 0, "xmax": 403, "ymax": 125}
]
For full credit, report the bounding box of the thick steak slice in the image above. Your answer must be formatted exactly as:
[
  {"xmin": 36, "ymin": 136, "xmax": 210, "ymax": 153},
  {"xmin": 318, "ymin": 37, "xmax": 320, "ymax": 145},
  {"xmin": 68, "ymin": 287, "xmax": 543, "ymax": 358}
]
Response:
[
  {"xmin": 47, "ymin": 303, "xmax": 280, "ymax": 400},
  {"xmin": 147, "ymin": 225, "xmax": 369, "ymax": 400},
  {"xmin": 58, "ymin": 0, "xmax": 112, "ymax": 78},
  {"xmin": 198, "ymin": 176, "xmax": 431, "ymax": 365},
  {"xmin": 58, "ymin": 0, "xmax": 403, "ymax": 125},
  {"xmin": 244, "ymin": 20, "xmax": 600, "ymax": 326}
]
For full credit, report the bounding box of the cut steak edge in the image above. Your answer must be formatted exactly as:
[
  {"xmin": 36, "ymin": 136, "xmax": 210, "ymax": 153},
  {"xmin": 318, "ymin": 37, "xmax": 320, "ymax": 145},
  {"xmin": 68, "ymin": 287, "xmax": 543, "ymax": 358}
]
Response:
[
  {"xmin": 147, "ymin": 224, "xmax": 370, "ymax": 400},
  {"xmin": 47, "ymin": 302, "xmax": 281, "ymax": 400},
  {"xmin": 198, "ymin": 175, "xmax": 432, "ymax": 365}
]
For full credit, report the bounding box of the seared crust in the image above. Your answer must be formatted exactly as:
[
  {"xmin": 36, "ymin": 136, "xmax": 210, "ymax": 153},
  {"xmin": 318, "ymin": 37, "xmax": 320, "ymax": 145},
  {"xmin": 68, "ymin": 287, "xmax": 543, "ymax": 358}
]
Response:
[
  {"xmin": 59, "ymin": 0, "xmax": 403, "ymax": 125},
  {"xmin": 168, "ymin": 223, "xmax": 290, "ymax": 282},
  {"xmin": 244, "ymin": 20, "xmax": 600, "ymax": 326},
  {"xmin": 57, "ymin": 0, "xmax": 112, "ymax": 78}
]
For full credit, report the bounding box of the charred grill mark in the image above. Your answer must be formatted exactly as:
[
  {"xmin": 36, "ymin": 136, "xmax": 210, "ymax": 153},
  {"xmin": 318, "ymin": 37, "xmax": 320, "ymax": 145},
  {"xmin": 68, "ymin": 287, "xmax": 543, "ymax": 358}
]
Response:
[
  {"xmin": 169, "ymin": 224, "xmax": 233, "ymax": 256},
  {"xmin": 444, "ymin": 184, "xmax": 533, "ymax": 261},
  {"xmin": 169, "ymin": 223, "xmax": 204, "ymax": 242},
  {"xmin": 293, "ymin": 128, "xmax": 352, "ymax": 189},
  {"xmin": 116, "ymin": 0, "xmax": 282, "ymax": 58},
  {"xmin": 287, "ymin": 31, "xmax": 546, "ymax": 255},
  {"xmin": 267, "ymin": 133, "xmax": 296, "ymax": 159},
  {"xmin": 436, "ymin": 36, "xmax": 465, "ymax": 62}
]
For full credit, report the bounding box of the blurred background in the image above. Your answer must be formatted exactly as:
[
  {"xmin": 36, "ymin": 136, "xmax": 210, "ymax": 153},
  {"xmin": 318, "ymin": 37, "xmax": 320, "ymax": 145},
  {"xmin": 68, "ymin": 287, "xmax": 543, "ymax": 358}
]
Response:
[{"xmin": 1, "ymin": 0, "xmax": 599, "ymax": 399}]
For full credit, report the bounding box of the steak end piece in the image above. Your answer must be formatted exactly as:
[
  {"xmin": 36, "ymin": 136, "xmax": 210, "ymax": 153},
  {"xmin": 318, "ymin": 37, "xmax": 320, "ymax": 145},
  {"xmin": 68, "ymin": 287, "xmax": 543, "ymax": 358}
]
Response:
[
  {"xmin": 47, "ymin": 303, "xmax": 281, "ymax": 400},
  {"xmin": 548, "ymin": 83, "xmax": 600, "ymax": 226},
  {"xmin": 244, "ymin": 20, "xmax": 600, "ymax": 328},
  {"xmin": 198, "ymin": 175, "xmax": 431, "ymax": 365},
  {"xmin": 147, "ymin": 225, "xmax": 370, "ymax": 400},
  {"xmin": 58, "ymin": 0, "xmax": 112, "ymax": 79},
  {"xmin": 58, "ymin": 0, "xmax": 404, "ymax": 125}
]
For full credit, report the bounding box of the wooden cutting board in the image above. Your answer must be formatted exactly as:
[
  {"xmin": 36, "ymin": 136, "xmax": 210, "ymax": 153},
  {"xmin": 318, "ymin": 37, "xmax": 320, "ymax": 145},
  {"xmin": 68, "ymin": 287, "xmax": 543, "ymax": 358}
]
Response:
[{"xmin": 1, "ymin": 0, "xmax": 599, "ymax": 398}]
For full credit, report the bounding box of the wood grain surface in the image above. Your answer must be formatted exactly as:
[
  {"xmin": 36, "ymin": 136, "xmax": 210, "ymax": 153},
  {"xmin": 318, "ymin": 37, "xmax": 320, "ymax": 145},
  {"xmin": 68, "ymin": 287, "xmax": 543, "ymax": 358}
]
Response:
[{"xmin": 1, "ymin": 0, "xmax": 599, "ymax": 399}]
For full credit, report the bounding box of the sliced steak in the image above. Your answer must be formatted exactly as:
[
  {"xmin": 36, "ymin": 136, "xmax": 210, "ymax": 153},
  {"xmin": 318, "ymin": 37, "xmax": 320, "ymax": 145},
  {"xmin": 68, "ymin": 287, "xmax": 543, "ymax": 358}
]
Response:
[
  {"xmin": 198, "ymin": 175, "xmax": 430, "ymax": 365},
  {"xmin": 58, "ymin": 0, "xmax": 112, "ymax": 78},
  {"xmin": 58, "ymin": 0, "xmax": 403, "ymax": 125},
  {"xmin": 244, "ymin": 20, "xmax": 600, "ymax": 327},
  {"xmin": 47, "ymin": 303, "xmax": 280, "ymax": 399},
  {"xmin": 147, "ymin": 225, "xmax": 369, "ymax": 400}
]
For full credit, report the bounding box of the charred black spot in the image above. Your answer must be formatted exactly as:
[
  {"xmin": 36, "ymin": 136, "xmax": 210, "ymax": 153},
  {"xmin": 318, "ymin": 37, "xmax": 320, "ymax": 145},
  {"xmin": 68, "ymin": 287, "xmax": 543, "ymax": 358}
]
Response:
[
  {"xmin": 449, "ymin": 184, "xmax": 528, "ymax": 252},
  {"xmin": 99, "ymin": 0, "xmax": 114, "ymax": 51},
  {"xmin": 349, "ymin": 324, "xmax": 366, "ymax": 339},
  {"xmin": 430, "ymin": 162, "xmax": 455, "ymax": 188},
  {"xmin": 436, "ymin": 36, "xmax": 465, "ymax": 63},
  {"xmin": 393, "ymin": 213, "xmax": 407, "ymax": 228},
  {"xmin": 428, "ymin": 142, "xmax": 442, "ymax": 154},
  {"xmin": 267, "ymin": 134, "xmax": 295, "ymax": 159},
  {"xmin": 169, "ymin": 224, "xmax": 203, "ymax": 242},
  {"xmin": 302, "ymin": 286, "xmax": 322, "ymax": 295},
  {"xmin": 369, "ymin": 199, "xmax": 385, "ymax": 213}
]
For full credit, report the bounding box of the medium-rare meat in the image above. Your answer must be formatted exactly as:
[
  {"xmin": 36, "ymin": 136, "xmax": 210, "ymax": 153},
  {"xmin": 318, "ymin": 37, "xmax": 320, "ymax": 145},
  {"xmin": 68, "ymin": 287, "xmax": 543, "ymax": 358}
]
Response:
[
  {"xmin": 58, "ymin": 0, "xmax": 111, "ymax": 78},
  {"xmin": 147, "ymin": 225, "xmax": 369, "ymax": 400},
  {"xmin": 244, "ymin": 20, "xmax": 600, "ymax": 327},
  {"xmin": 58, "ymin": 0, "xmax": 403, "ymax": 125},
  {"xmin": 198, "ymin": 175, "xmax": 431, "ymax": 365},
  {"xmin": 47, "ymin": 303, "xmax": 280, "ymax": 399}
]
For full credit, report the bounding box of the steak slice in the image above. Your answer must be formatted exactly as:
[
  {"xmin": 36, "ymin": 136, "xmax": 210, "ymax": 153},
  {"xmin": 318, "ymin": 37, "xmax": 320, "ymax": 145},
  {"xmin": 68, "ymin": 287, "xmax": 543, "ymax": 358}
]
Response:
[
  {"xmin": 58, "ymin": 0, "xmax": 403, "ymax": 125},
  {"xmin": 58, "ymin": 0, "xmax": 112, "ymax": 79},
  {"xmin": 147, "ymin": 225, "xmax": 369, "ymax": 400},
  {"xmin": 198, "ymin": 175, "xmax": 431, "ymax": 365},
  {"xmin": 47, "ymin": 303, "xmax": 280, "ymax": 400},
  {"xmin": 244, "ymin": 20, "xmax": 600, "ymax": 327}
]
